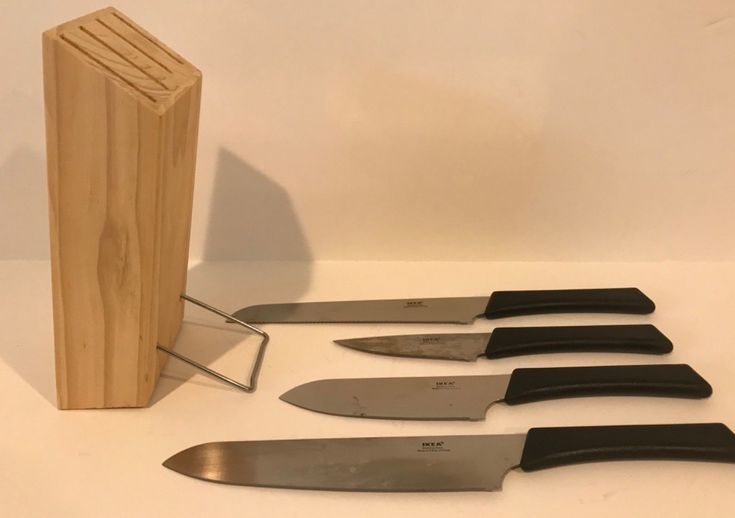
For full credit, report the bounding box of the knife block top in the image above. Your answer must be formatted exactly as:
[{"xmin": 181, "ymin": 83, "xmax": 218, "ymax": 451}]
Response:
[
  {"xmin": 46, "ymin": 7, "xmax": 200, "ymax": 111},
  {"xmin": 43, "ymin": 7, "xmax": 202, "ymax": 409}
]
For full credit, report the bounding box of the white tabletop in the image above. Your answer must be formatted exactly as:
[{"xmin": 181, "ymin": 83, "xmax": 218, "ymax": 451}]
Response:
[{"xmin": 1, "ymin": 260, "xmax": 734, "ymax": 517}]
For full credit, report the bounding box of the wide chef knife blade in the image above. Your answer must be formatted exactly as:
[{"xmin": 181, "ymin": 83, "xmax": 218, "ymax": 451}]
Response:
[
  {"xmin": 280, "ymin": 364, "xmax": 711, "ymax": 421},
  {"xmin": 163, "ymin": 423, "xmax": 735, "ymax": 491},
  {"xmin": 335, "ymin": 324, "xmax": 673, "ymax": 362},
  {"xmin": 231, "ymin": 287, "xmax": 655, "ymax": 324}
]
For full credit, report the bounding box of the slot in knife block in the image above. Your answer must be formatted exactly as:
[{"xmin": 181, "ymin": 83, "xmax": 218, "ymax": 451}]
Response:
[{"xmin": 42, "ymin": 7, "xmax": 202, "ymax": 409}]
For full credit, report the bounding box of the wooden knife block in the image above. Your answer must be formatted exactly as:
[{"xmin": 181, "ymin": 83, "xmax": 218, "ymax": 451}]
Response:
[{"xmin": 42, "ymin": 7, "xmax": 202, "ymax": 409}]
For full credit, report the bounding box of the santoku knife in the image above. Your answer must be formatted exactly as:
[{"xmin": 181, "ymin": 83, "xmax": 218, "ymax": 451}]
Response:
[
  {"xmin": 163, "ymin": 423, "xmax": 735, "ymax": 491},
  {"xmin": 231, "ymin": 287, "xmax": 655, "ymax": 324},
  {"xmin": 280, "ymin": 364, "xmax": 711, "ymax": 421},
  {"xmin": 335, "ymin": 324, "xmax": 672, "ymax": 361}
]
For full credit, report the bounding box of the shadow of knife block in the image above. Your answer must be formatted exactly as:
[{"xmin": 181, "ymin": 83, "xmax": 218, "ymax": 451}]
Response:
[{"xmin": 42, "ymin": 7, "xmax": 202, "ymax": 409}]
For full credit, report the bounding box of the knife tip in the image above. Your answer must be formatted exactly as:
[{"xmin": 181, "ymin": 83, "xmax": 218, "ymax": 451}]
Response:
[
  {"xmin": 333, "ymin": 338, "xmax": 359, "ymax": 348},
  {"xmin": 279, "ymin": 386, "xmax": 305, "ymax": 406},
  {"xmin": 161, "ymin": 445, "xmax": 212, "ymax": 478},
  {"xmin": 162, "ymin": 452, "xmax": 183, "ymax": 473}
]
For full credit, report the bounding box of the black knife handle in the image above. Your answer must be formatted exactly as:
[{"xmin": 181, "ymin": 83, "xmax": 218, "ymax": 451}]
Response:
[
  {"xmin": 483, "ymin": 288, "xmax": 655, "ymax": 319},
  {"xmin": 520, "ymin": 423, "xmax": 735, "ymax": 472},
  {"xmin": 485, "ymin": 324, "xmax": 672, "ymax": 359},
  {"xmin": 503, "ymin": 364, "xmax": 711, "ymax": 405}
]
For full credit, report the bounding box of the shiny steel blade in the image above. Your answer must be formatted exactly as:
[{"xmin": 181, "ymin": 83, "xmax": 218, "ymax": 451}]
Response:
[
  {"xmin": 280, "ymin": 375, "xmax": 511, "ymax": 421},
  {"xmin": 231, "ymin": 297, "xmax": 489, "ymax": 324},
  {"xmin": 163, "ymin": 434, "xmax": 526, "ymax": 492},
  {"xmin": 335, "ymin": 332, "xmax": 491, "ymax": 361}
]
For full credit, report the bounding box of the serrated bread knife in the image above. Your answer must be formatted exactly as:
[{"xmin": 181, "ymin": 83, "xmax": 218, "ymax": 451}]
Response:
[
  {"xmin": 163, "ymin": 423, "xmax": 735, "ymax": 491},
  {"xmin": 231, "ymin": 287, "xmax": 655, "ymax": 324},
  {"xmin": 334, "ymin": 324, "xmax": 672, "ymax": 361},
  {"xmin": 280, "ymin": 364, "xmax": 711, "ymax": 421}
]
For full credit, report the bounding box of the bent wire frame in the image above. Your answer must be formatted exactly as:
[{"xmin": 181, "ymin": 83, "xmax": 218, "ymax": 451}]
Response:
[{"xmin": 157, "ymin": 294, "xmax": 270, "ymax": 392}]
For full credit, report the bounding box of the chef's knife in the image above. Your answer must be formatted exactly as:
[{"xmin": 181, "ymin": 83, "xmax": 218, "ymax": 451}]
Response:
[
  {"xmin": 163, "ymin": 423, "xmax": 735, "ymax": 491},
  {"xmin": 231, "ymin": 287, "xmax": 655, "ymax": 324},
  {"xmin": 335, "ymin": 324, "xmax": 672, "ymax": 361},
  {"xmin": 280, "ymin": 364, "xmax": 711, "ymax": 421}
]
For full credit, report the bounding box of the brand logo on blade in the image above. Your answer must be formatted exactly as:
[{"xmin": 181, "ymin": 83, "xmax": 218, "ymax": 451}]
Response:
[
  {"xmin": 432, "ymin": 381, "xmax": 458, "ymax": 390},
  {"xmin": 403, "ymin": 301, "xmax": 427, "ymax": 309},
  {"xmin": 420, "ymin": 337, "xmax": 441, "ymax": 344},
  {"xmin": 418, "ymin": 441, "xmax": 450, "ymax": 453}
]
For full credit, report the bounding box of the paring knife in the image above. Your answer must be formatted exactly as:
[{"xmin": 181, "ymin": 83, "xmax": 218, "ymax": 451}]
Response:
[
  {"xmin": 280, "ymin": 364, "xmax": 711, "ymax": 421},
  {"xmin": 163, "ymin": 423, "xmax": 735, "ymax": 491},
  {"xmin": 231, "ymin": 287, "xmax": 655, "ymax": 324},
  {"xmin": 335, "ymin": 324, "xmax": 672, "ymax": 361}
]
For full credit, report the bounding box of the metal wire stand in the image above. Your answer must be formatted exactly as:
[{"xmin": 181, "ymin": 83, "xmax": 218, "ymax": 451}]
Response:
[{"xmin": 157, "ymin": 294, "xmax": 270, "ymax": 392}]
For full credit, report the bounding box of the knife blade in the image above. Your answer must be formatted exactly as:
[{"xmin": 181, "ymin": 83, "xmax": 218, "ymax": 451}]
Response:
[
  {"xmin": 335, "ymin": 324, "xmax": 672, "ymax": 361},
  {"xmin": 231, "ymin": 287, "xmax": 655, "ymax": 324},
  {"xmin": 279, "ymin": 364, "xmax": 712, "ymax": 421},
  {"xmin": 163, "ymin": 423, "xmax": 735, "ymax": 491}
]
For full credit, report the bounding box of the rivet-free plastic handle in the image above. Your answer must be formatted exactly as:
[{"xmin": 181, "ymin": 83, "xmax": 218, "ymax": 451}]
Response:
[
  {"xmin": 485, "ymin": 324, "xmax": 672, "ymax": 359},
  {"xmin": 520, "ymin": 423, "xmax": 735, "ymax": 471},
  {"xmin": 503, "ymin": 364, "xmax": 711, "ymax": 405},
  {"xmin": 484, "ymin": 288, "xmax": 655, "ymax": 319}
]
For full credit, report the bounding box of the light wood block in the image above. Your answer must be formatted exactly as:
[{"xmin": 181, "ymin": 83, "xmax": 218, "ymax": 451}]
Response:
[{"xmin": 42, "ymin": 7, "xmax": 201, "ymax": 409}]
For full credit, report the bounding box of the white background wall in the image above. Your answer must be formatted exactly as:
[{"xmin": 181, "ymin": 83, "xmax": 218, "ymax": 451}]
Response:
[{"xmin": 2, "ymin": 0, "xmax": 734, "ymax": 261}]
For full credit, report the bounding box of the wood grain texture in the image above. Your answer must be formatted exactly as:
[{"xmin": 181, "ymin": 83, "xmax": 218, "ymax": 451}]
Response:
[{"xmin": 43, "ymin": 7, "xmax": 201, "ymax": 409}]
